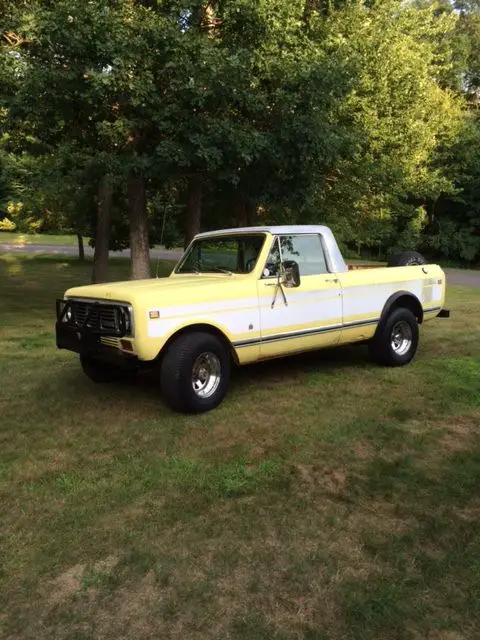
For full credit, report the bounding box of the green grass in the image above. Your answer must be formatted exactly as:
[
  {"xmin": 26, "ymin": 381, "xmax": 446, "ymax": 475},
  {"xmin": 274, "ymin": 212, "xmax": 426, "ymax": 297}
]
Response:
[
  {"xmin": 0, "ymin": 232, "xmax": 183, "ymax": 253},
  {"xmin": 0, "ymin": 231, "xmax": 86, "ymax": 246},
  {"xmin": 1, "ymin": 254, "xmax": 479, "ymax": 639}
]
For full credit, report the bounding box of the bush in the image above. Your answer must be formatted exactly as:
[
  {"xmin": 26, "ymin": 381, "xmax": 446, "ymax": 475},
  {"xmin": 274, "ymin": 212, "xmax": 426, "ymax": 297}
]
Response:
[
  {"xmin": 421, "ymin": 219, "xmax": 480, "ymax": 263},
  {"xmin": 0, "ymin": 217, "xmax": 16, "ymax": 231}
]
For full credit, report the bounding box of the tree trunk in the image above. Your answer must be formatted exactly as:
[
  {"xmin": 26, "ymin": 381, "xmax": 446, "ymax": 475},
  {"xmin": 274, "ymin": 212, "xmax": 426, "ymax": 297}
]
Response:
[
  {"xmin": 77, "ymin": 233, "xmax": 85, "ymax": 262},
  {"xmin": 92, "ymin": 174, "xmax": 113, "ymax": 283},
  {"xmin": 233, "ymin": 193, "xmax": 256, "ymax": 227},
  {"xmin": 233, "ymin": 193, "xmax": 247, "ymax": 227},
  {"xmin": 245, "ymin": 197, "xmax": 256, "ymax": 226},
  {"xmin": 427, "ymin": 198, "xmax": 437, "ymax": 228},
  {"xmin": 128, "ymin": 172, "xmax": 151, "ymax": 280},
  {"xmin": 184, "ymin": 174, "xmax": 203, "ymax": 248}
]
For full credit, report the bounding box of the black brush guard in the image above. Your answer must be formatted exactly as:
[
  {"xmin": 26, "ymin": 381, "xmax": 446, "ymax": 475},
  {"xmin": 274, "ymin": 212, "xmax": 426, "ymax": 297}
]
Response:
[{"xmin": 55, "ymin": 299, "xmax": 133, "ymax": 362}]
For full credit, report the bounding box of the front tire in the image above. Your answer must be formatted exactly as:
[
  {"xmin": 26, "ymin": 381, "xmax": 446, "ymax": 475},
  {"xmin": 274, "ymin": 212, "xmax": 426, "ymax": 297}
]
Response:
[
  {"xmin": 80, "ymin": 354, "xmax": 124, "ymax": 383},
  {"xmin": 369, "ymin": 308, "xmax": 419, "ymax": 367},
  {"xmin": 160, "ymin": 332, "xmax": 231, "ymax": 414}
]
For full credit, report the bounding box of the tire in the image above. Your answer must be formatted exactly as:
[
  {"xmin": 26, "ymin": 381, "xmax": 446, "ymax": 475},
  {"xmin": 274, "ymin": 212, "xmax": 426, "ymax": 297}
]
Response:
[
  {"xmin": 80, "ymin": 354, "xmax": 126, "ymax": 383},
  {"xmin": 369, "ymin": 307, "xmax": 419, "ymax": 367},
  {"xmin": 160, "ymin": 332, "xmax": 231, "ymax": 414},
  {"xmin": 387, "ymin": 250, "xmax": 426, "ymax": 267}
]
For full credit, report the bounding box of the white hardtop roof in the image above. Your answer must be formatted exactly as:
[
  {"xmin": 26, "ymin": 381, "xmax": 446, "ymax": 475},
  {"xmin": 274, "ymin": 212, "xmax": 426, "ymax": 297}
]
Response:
[
  {"xmin": 195, "ymin": 225, "xmax": 331, "ymax": 238},
  {"xmin": 193, "ymin": 224, "xmax": 348, "ymax": 273}
]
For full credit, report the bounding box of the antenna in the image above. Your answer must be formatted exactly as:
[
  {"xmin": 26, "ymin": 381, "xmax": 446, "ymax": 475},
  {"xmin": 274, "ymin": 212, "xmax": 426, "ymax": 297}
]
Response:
[{"xmin": 155, "ymin": 206, "xmax": 167, "ymax": 279}]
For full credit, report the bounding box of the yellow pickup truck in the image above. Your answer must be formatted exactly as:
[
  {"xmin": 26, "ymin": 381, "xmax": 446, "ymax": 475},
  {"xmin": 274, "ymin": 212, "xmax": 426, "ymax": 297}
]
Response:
[{"xmin": 56, "ymin": 225, "xmax": 449, "ymax": 413}]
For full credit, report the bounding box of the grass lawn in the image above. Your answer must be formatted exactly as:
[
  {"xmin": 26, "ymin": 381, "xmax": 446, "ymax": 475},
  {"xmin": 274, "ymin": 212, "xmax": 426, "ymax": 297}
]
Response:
[
  {"xmin": 1, "ymin": 254, "xmax": 479, "ymax": 640},
  {"xmin": 0, "ymin": 232, "xmax": 183, "ymax": 254},
  {"xmin": 0, "ymin": 232, "xmax": 86, "ymax": 246}
]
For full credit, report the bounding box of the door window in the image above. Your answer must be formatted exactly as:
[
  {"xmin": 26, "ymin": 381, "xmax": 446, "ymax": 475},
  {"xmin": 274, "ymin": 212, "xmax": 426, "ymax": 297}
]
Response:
[{"xmin": 263, "ymin": 234, "xmax": 328, "ymax": 277}]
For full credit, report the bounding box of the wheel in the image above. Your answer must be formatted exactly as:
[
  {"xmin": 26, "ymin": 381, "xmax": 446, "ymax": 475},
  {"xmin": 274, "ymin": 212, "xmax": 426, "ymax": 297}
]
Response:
[
  {"xmin": 160, "ymin": 332, "xmax": 231, "ymax": 414},
  {"xmin": 80, "ymin": 354, "xmax": 125, "ymax": 383},
  {"xmin": 387, "ymin": 250, "xmax": 426, "ymax": 267},
  {"xmin": 369, "ymin": 308, "xmax": 419, "ymax": 367}
]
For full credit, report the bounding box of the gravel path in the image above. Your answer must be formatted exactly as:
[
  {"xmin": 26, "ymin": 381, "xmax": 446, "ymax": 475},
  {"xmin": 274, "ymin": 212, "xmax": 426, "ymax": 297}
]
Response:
[{"xmin": 1, "ymin": 243, "xmax": 479, "ymax": 287}]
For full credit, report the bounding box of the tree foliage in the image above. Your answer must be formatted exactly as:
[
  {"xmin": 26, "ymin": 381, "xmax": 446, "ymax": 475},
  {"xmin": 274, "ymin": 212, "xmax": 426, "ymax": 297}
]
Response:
[{"xmin": 1, "ymin": 0, "xmax": 480, "ymax": 272}]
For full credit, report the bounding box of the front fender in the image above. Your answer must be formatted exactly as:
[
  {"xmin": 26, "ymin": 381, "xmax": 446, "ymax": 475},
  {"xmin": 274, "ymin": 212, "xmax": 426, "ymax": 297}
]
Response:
[{"xmin": 133, "ymin": 314, "xmax": 262, "ymax": 364}]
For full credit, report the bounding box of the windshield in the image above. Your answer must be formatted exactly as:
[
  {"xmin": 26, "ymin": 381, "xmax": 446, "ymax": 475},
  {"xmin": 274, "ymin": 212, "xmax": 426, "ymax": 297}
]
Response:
[{"xmin": 176, "ymin": 234, "xmax": 266, "ymax": 274}]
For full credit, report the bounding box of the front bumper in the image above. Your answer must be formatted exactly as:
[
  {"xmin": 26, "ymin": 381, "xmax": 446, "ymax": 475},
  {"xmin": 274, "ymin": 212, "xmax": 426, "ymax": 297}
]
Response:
[
  {"xmin": 56, "ymin": 298, "xmax": 138, "ymax": 368},
  {"xmin": 56, "ymin": 322, "xmax": 139, "ymax": 368}
]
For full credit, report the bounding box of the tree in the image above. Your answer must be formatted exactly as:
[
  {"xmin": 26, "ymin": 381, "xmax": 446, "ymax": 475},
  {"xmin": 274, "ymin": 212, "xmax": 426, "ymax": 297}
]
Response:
[
  {"xmin": 297, "ymin": 1, "xmax": 465, "ymax": 256},
  {"xmin": 3, "ymin": 1, "xmax": 159, "ymax": 279},
  {"xmin": 2, "ymin": 0, "xmax": 478, "ymax": 266},
  {"xmin": 418, "ymin": 0, "xmax": 480, "ymax": 262}
]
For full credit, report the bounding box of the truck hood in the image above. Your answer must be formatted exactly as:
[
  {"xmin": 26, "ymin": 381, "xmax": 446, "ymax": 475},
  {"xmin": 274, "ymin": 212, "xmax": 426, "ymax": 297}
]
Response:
[{"xmin": 64, "ymin": 274, "xmax": 244, "ymax": 306}]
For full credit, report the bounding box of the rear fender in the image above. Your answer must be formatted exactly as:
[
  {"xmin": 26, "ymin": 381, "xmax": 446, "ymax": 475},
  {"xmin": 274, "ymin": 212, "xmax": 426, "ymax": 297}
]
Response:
[{"xmin": 376, "ymin": 291, "xmax": 424, "ymax": 336}]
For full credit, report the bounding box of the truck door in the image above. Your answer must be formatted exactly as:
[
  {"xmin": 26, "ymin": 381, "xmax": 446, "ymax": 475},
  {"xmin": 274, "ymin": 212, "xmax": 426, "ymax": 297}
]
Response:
[{"xmin": 256, "ymin": 234, "xmax": 343, "ymax": 359}]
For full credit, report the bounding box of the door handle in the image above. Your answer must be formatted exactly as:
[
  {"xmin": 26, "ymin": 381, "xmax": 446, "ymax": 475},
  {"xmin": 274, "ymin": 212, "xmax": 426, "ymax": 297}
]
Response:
[{"xmin": 325, "ymin": 278, "xmax": 339, "ymax": 283}]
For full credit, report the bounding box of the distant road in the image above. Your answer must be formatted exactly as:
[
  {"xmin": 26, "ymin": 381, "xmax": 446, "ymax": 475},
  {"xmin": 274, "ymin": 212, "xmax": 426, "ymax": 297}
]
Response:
[
  {"xmin": 1, "ymin": 243, "xmax": 479, "ymax": 288},
  {"xmin": 444, "ymin": 268, "xmax": 480, "ymax": 289}
]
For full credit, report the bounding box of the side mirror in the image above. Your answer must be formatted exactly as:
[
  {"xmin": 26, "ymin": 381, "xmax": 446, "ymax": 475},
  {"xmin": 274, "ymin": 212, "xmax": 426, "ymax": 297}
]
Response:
[{"xmin": 282, "ymin": 260, "xmax": 301, "ymax": 288}]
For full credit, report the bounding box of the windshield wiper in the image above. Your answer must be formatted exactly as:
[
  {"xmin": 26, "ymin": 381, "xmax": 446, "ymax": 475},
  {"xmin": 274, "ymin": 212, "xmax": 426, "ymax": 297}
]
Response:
[{"xmin": 204, "ymin": 266, "xmax": 233, "ymax": 275}]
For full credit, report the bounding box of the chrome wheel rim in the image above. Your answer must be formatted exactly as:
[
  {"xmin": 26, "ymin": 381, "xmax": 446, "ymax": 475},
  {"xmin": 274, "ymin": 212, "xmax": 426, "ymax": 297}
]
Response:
[
  {"xmin": 390, "ymin": 320, "xmax": 413, "ymax": 356},
  {"xmin": 191, "ymin": 352, "xmax": 221, "ymax": 398}
]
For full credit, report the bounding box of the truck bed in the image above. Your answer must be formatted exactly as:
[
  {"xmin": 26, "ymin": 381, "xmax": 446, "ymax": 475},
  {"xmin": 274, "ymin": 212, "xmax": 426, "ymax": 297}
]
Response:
[{"xmin": 347, "ymin": 263, "xmax": 385, "ymax": 270}]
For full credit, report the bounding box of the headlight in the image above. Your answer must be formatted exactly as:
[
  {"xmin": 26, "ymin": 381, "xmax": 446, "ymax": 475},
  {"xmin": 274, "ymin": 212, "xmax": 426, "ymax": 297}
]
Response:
[
  {"xmin": 120, "ymin": 306, "xmax": 133, "ymax": 335},
  {"xmin": 60, "ymin": 302, "xmax": 72, "ymax": 323}
]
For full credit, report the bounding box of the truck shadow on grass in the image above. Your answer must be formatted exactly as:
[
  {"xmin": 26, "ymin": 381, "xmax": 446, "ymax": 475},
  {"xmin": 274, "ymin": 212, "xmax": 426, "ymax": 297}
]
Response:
[
  {"xmin": 131, "ymin": 343, "xmax": 369, "ymax": 400},
  {"xmin": 58, "ymin": 343, "xmax": 374, "ymax": 415},
  {"xmin": 234, "ymin": 343, "xmax": 370, "ymax": 384}
]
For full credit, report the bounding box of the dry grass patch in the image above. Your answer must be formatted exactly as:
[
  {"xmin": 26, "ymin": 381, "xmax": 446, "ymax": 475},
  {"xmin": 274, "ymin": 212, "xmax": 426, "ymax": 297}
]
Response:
[{"xmin": 437, "ymin": 414, "xmax": 480, "ymax": 451}]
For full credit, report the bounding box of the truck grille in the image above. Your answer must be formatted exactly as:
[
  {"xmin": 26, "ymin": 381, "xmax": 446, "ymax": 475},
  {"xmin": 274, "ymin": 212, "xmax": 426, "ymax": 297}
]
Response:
[
  {"xmin": 72, "ymin": 302, "xmax": 116, "ymax": 331},
  {"xmin": 67, "ymin": 300, "xmax": 131, "ymax": 336}
]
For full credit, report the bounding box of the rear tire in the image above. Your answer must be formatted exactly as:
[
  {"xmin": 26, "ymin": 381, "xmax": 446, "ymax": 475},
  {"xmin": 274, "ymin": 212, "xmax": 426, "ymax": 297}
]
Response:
[
  {"xmin": 369, "ymin": 308, "xmax": 419, "ymax": 367},
  {"xmin": 160, "ymin": 332, "xmax": 231, "ymax": 414},
  {"xmin": 387, "ymin": 250, "xmax": 426, "ymax": 267}
]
